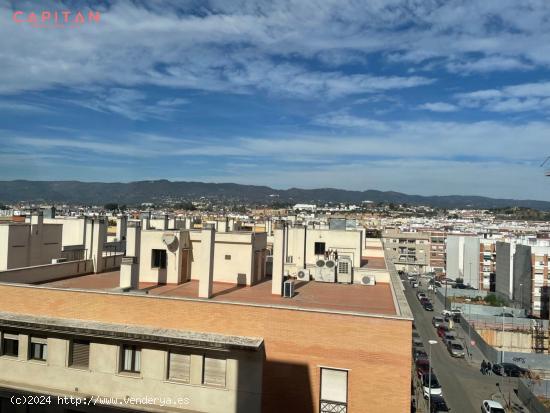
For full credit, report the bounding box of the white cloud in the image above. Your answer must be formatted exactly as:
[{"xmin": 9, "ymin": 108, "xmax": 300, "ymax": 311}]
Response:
[
  {"xmin": 446, "ymin": 56, "xmax": 532, "ymax": 73},
  {"xmin": 456, "ymin": 81, "xmax": 550, "ymax": 113},
  {"xmin": 2, "ymin": 0, "xmax": 550, "ymax": 99},
  {"xmin": 418, "ymin": 102, "xmax": 458, "ymax": 112}
]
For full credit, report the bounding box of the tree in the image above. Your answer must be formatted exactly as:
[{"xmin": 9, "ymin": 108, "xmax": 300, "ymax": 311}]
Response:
[
  {"xmin": 104, "ymin": 203, "xmax": 119, "ymax": 211},
  {"xmin": 174, "ymin": 201, "xmax": 196, "ymax": 211}
]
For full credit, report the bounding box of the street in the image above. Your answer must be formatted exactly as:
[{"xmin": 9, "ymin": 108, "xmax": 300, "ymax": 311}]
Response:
[{"xmin": 405, "ymin": 279, "xmax": 530, "ymax": 413}]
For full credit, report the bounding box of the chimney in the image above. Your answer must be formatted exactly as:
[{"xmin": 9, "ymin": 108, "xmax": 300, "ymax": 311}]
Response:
[
  {"xmin": 120, "ymin": 256, "xmax": 139, "ymax": 289},
  {"xmin": 272, "ymin": 224, "xmax": 286, "ymax": 295},
  {"xmin": 30, "ymin": 211, "xmax": 44, "ymax": 227},
  {"xmin": 198, "ymin": 227, "xmax": 215, "ymax": 299},
  {"xmin": 126, "ymin": 221, "xmax": 141, "ymax": 259}
]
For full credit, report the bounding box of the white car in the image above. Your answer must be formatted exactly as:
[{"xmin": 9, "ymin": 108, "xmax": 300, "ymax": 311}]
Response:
[
  {"xmin": 481, "ymin": 400, "xmax": 505, "ymax": 413},
  {"xmin": 422, "ymin": 373, "xmax": 442, "ymax": 398}
]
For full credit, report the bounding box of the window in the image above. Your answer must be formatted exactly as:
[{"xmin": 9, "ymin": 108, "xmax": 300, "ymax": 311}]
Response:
[
  {"xmin": 121, "ymin": 345, "xmax": 141, "ymax": 373},
  {"xmin": 168, "ymin": 351, "xmax": 191, "ymax": 383},
  {"xmin": 1, "ymin": 332, "xmax": 19, "ymax": 357},
  {"xmin": 286, "ymin": 255, "xmax": 293, "ymax": 264},
  {"xmin": 29, "ymin": 337, "xmax": 47, "ymax": 361},
  {"xmin": 152, "ymin": 249, "xmax": 167, "ymax": 269},
  {"xmin": 320, "ymin": 368, "xmax": 348, "ymax": 413},
  {"xmin": 203, "ymin": 356, "xmax": 226, "ymax": 387},
  {"xmin": 314, "ymin": 242, "xmax": 326, "ymax": 255},
  {"xmin": 225, "ymin": 254, "xmax": 231, "ymax": 260},
  {"xmin": 69, "ymin": 340, "xmax": 90, "ymax": 369}
]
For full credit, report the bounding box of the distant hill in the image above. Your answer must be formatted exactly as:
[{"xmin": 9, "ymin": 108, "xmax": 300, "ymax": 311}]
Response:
[{"xmin": 1, "ymin": 179, "xmax": 550, "ymax": 210}]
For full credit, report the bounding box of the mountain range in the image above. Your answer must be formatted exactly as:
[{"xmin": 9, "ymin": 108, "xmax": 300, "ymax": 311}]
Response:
[{"xmin": 1, "ymin": 180, "xmax": 550, "ymax": 210}]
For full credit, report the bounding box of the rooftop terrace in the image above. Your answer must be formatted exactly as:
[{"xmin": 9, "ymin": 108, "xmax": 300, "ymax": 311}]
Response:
[{"xmin": 41, "ymin": 272, "xmax": 398, "ymax": 317}]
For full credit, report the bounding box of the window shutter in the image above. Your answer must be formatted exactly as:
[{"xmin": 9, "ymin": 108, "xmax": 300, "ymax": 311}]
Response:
[
  {"xmin": 321, "ymin": 369, "xmax": 348, "ymax": 403},
  {"xmin": 169, "ymin": 352, "xmax": 190, "ymax": 382},
  {"xmin": 3, "ymin": 333, "xmax": 18, "ymax": 341},
  {"xmin": 30, "ymin": 337, "xmax": 47, "ymax": 344},
  {"xmin": 203, "ymin": 357, "xmax": 226, "ymax": 387},
  {"xmin": 71, "ymin": 341, "xmax": 90, "ymax": 367}
]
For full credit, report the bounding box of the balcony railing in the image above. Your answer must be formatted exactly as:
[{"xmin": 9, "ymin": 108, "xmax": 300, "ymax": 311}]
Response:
[{"xmin": 320, "ymin": 400, "xmax": 347, "ymax": 413}]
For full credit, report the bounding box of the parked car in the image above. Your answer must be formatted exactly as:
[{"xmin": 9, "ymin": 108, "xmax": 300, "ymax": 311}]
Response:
[
  {"xmin": 430, "ymin": 394, "xmax": 450, "ymax": 412},
  {"xmin": 451, "ymin": 308, "xmax": 463, "ymax": 315},
  {"xmin": 411, "ymin": 281, "xmax": 419, "ymax": 288},
  {"xmin": 422, "ymin": 373, "xmax": 442, "ymax": 399},
  {"xmin": 413, "ymin": 349, "xmax": 428, "ymax": 362},
  {"xmin": 437, "ymin": 324, "xmax": 451, "ymax": 338},
  {"xmin": 423, "ymin": 302, "xmax": 434, "ymax": 311},
  {"xmin": 442, "ymin": 331, "xmax": 457, "ymax": 346},
  {"xmin": 417, "ymin": 292, "xmax": 427, "ymax": 300},
  {"xmin": 498, "ymin": 312, "xmax": 515, "ymax": 318},
  {"xmin": 432, "ymin": 316, "xmax": 444, "ymax": 328},
  {"xmin": 413, "ymin": 338, "xmax": 424, "ymax": 349},
  {"xmin": 481, "ymin": 400, "xmax": 505, "ymax": 413},
  {"xmin": 420, "ymin": 297, "xmax": 430, "ymax": 306},
  {"xmin": 492, "ymin": 362, "xmax": 529, "ymax": 377},
  {"xmin": 415, "ymin": 359, "xmax": 430, "ymax": 379},
  {"xmin": 446, "ymin": 340, "xmax": 465, "ymax": 358}
]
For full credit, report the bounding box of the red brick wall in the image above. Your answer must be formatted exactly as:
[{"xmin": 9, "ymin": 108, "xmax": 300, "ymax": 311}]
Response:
[{"xmin": 0, "ymin": 285, "xmax": 411, "ymax": 412}]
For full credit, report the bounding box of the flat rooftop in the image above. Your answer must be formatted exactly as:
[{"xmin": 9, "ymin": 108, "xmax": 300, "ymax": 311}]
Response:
[{"xmin": 41, "ymin": 272, "xmax": 397, "ymax": 316}]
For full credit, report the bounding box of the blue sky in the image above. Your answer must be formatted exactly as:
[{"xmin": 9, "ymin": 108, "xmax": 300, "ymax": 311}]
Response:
[{"xmin": 1, "ymin": 0, "xmax": 550, "ymax": 200}]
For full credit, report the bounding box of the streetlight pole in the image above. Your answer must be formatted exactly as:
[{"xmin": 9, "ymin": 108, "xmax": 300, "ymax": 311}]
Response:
[{"xmin": 428, "ymin": 339, "xmax": 437, "ymax": 413}]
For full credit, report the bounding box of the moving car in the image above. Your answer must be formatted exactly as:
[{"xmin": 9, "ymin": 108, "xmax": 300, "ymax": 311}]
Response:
[
  {"xmin": 430, "ymin": 395, "xmax": 450, "ymax": 412},
  {"xmin": 423, "ymin": 302, "xmax": 434, "ymax": 311},
  {"xmin": 481, "ymin": 400, "xmax": 505, "ymax": 413},
  {"xmin": 432, "ymin": 316, "xmax": 444, "ymax": 328},
  {"xmin": 422, "ymin": 373, "xmax": 442, "ymax": 399},
  {"xmin": 417, "ymin": 292, "xmax": 427, "ymax": 300},
  {"xmin": 492, "ymin": 362, "xmax": 529, "ymax": 377},
  {"xmin": 446, "ymin": 340, "xmax": 465, "ymax": 358},
  {"xmin": 420, "ymin": 297, "xmax": 430, "ymax": 306}
]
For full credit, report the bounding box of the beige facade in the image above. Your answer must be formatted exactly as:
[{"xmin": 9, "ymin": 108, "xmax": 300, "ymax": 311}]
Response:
[
  {"xmin": 382, "ymin": 230, "xmax": 430, "ymax": 273},
  {"xmin": 0, "ymin": 217, "xmax": 62, "ymax": 271},
  {"xmin": 281, "ymin": 227, "xmax": 362, "ymax": 275},
  {"xmin": 0, "ymin": 312, "xmax": 263, "ymax": 413},
  {"xmin": 134, "ymin": 228, "xmax": 267, "ymax": 287}
]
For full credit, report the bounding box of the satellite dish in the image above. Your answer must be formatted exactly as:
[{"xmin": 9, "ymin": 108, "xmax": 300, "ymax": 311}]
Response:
[{"xmin": 162, "ymin": 233, "xmax": 179, "ymax": 252}]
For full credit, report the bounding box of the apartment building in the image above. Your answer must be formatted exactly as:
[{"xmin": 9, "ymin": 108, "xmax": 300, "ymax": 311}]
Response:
[
  {"xmin": 0, "ymin": 224, "xmax": 412, "ymax": 413},
  {"xmin": 496, "ymin": 240, "xmax": 550, "ymax": 318},
  {"xmin": 445, "ymin": 235, "xmax": 481, "ymax": 288},
  {"xmin": 480, "ymin": 239, "xmax": 497, "ymax": 291},
  {"xmin": 429, "ymin": 231, "xmax": 446, "ymax": 275},
  {"xmin": 0, "ymin": 311, "xmax": 263, "ymax": 413},
  {"xmin": 382, "ymin": 230, "xmax": 430, "ymax": 273}
]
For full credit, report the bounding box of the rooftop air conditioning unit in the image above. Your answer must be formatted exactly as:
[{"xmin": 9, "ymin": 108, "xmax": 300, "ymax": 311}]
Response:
[
  {"xmin": 283, "ymin": 280, "xmax": 295, "ymax": 298},
  {"xmin": 360, "ymin": 275, "xmax": 376, "ymax": 286},
  {"xmin": 51, "ymin": 258, "xmax": 68, "ymax": 264},
  {"xmin": 315, "ymin": 260, "xmax": 336, "ymax": 283},
  {"xmin": 337, "ymin": 256, "xmax": 353, "ymax": 284},
  {"xmin": 297, "ymin": 269, "xmax": 310, "ymax": 282}
]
